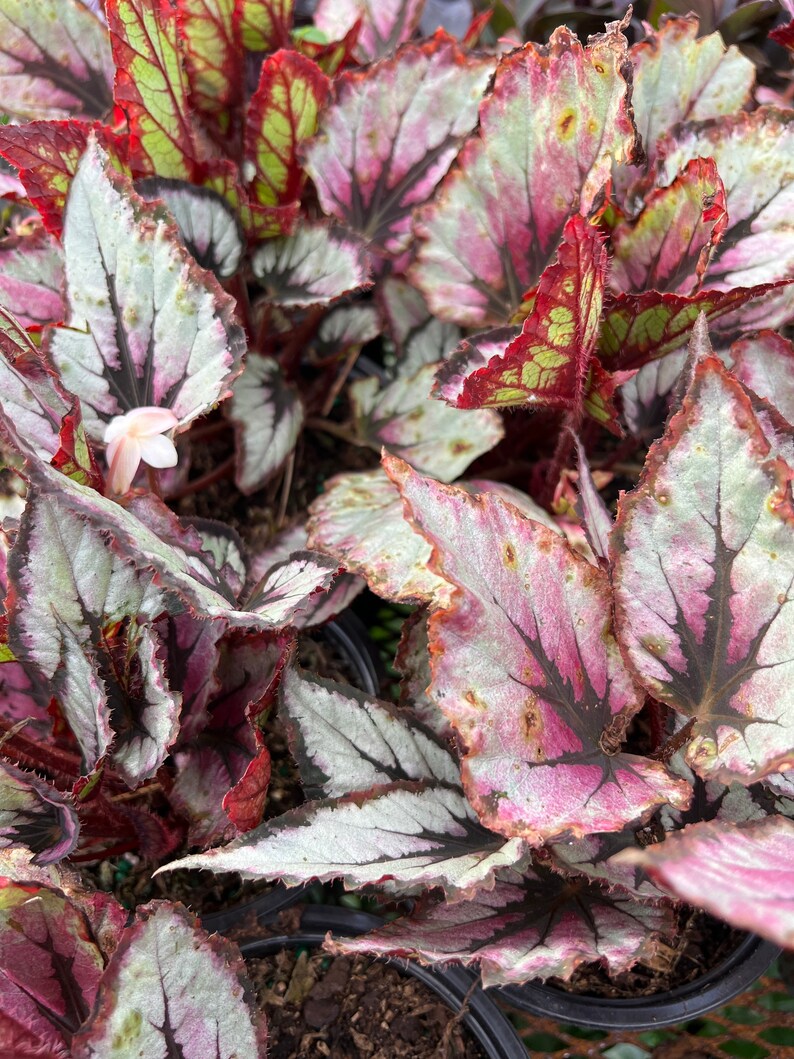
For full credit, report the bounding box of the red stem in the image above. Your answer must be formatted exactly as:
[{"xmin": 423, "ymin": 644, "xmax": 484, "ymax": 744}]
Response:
[{"xmin": 164, "ymin": 455, "xmax": 235, "ymax": 501}]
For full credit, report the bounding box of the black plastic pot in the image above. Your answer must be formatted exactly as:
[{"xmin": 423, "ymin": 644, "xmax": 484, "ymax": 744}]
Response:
[
  {"xmin": 498, "ymin": 931, "xmax": 781, "ymax": 1030},
  {"xmin": 238, "ymin": 905, "xmax": 527, "ymax": 1059}
]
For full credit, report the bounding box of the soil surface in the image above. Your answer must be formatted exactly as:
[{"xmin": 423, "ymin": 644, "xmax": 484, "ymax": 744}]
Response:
[{"xmin": 246, "ymin": 946, "xmax": 486, "ymax": 1059}]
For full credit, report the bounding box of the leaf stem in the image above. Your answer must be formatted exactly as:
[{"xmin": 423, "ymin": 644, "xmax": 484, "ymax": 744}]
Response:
[{"xmin": 163, "ymin": 455, "xmax": 235, "ymax": 501}]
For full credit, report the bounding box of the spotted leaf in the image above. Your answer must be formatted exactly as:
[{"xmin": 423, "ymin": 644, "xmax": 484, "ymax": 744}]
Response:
[
  {"xmin": 612, "ymin": 353, "xmax": 794, "ymax": 783},
  {"xmin": 303, "ymin": 33, "xmax": 494, "ymax": 256},
  {"xmin": 46, "ymin": 138, "xmax": 246, "ymax": 442},
  {"xmin": 0, "ymin": 760, "xmax": 79, "ymax": 866},
  {"xmin": 411, "ymin": 21, "xmax": 639, "ymax": 326},
  {"xmin": 71, "ymin": 902, "xmax": 267, "ymax": 1059},
  {"xmin": 389, "ymin": 457, "xmax": 691, "ymax": 843},
  {"xmin": 333, "ymin": 866, "xmax": 675, "ymax": 986},
  {"xmin": 0, "ymin": 0, "xmax": 113, "ymax": 121}
]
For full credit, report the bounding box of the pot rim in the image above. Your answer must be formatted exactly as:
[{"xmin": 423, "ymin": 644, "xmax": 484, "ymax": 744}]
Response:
[{"xmin": 239, "ymin": 905, "xmax": 527, "ymax": 1059}]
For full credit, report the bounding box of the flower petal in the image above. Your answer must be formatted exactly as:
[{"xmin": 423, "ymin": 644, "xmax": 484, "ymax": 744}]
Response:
[
  {"xmin": 138, "ymin": 433, "xmax": 178, "ymax": 469},
  {"xmin": 125, "ymin": 406, "xmax": 180, "ymax": 437},
  {"xmin": 103, "ymin": 415, "xmax": 129, "ymax": 445},
  {"xmin": 108, "ymin": 436, "xmax": 142, "ymax": 494}
]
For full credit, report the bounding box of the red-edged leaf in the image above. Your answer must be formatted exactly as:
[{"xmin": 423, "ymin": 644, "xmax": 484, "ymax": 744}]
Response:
[
  {"xmin": 107, "ymin": 0, "xmax": 199, "ymax": 179},
  {"xmin": 333, "ymin": 867, "xmax": 676, "ymax": 986},
  {"xmin": 46, "ymin": 138, "xmax": 246, "ymax": 442},
  {"xmin": 293, "ymin": 20, "xmax": 360, "ymax": 76},
  {"xmin": 599, "ymin": 283, "xmax": 791, "ymax": 371},
  {"xmin": 434, "ymin": 216, "xmax": 607, "ymax": 417},
  {"xmin": 613, "ymin": 353, "xmax": 794, "ymax": 784},
  {"xmin": 0, "ymin": 225, "xmax": 65, "ymax": 327},
  {"xmin": 0, "ymin": 0, "xmax": 114, "ymax": 121},
  {"xmin": 0, "ymin": 119, "xmax": 127, "ymax": 235},
  {"xmin": 71, "ymin": 903, "xmax": 268, "ymax": 1058},
  {"xmin": 51, "ymin": 402, "xmax": 104, "ymax": 491},
  {"xmin": 771, "ymin": 19, "xmax": 794, "ymax": 50},
  {"xmin": 244, "ymin": 48, "xmax": 329, "ymax": 223},
  {"xmin": 303, "ymin": 33, "xmax": 494, "ymax": 256},
  {"xmin": 389, "ymin": 457, "xmax": 691, "ymax": 843},
  {"xmin": 314, "ymin": 0, "xmax": 424, "ymax": 62},
  {"xmin": 655, "ymin": 109, "xmax": 794, "ymax": 327},
  {"xmin": 223, "ymin": 746, "xmax": 271, "ymax": 834},
  {"xmin": 629, "ymin": 16, "xmax": 755, "ymax": 168},
  {"xmin": 177, "ymin": 0, "xmax": 243, "ymax": 134},
  {"xmin": 240, "ymin": 0, "xmax": 293, "ymax": 50},
  {"xmin": 729, "ymin": 330, "xmax": 794, "ymax": 424},
  {"xmin": 611, "ymin": 157, "xmax": 728, "ymax": 295},
  {"xmin": 411, "ymin": 21, "xmax": 639, "ymax": 326},
  {"xmin": 614, "ymin": 817, "xmax": 794, "ymax": 947},
  {"xmin": 0, "ymin": 760, "xmax": 80, "ymax": 865}
]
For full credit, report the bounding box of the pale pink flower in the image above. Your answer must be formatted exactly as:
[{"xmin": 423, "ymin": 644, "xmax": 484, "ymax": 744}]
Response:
[{"xmin": 103, "ymin": 407, "xmax": 179, "ymax": 494}]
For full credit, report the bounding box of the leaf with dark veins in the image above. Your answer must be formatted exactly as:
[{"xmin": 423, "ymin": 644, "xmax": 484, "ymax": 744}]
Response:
[
  {"xmin": 613, "ymin": 354, "xmax": 794, "ymax": 783},
  {"xmin": 314, "ymin": 0, "xmax": 424, "ymax": 63},
  {"xmin": 71, "ymin": 902, "xmax": 267, "ymax": 1058},
  {"xmin": 0, "ymin": 760, "xmax": 80, "ymax": 866},
  {"xmin": 389, "ymin": 456, "xmax": 691, "ymax": 843},
  {"xmin": 252, "ymin": 222, "xmax": 371, "ymax": 306}
]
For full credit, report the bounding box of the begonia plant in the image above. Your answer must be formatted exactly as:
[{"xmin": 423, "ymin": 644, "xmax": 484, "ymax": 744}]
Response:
[{"xmin": 0, "ymin": 0, "xmax": 792, "ymax": 1045}]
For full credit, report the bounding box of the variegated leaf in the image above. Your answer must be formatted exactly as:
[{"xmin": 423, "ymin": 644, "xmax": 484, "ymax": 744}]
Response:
[
  {"xmin": 107, "ymin": 0, "xmax": 198, "ymax": 178},
  {"xmin": 177, "ymin": 0, "xmax": 243, "ymax": 130},
  {"xmin": 611, "ymin": 157, "xmax": 727, "ymax": 296},
  {"xmin": 314, "ymin": 0, "xmax": 425, "ymax": 62},
  {"xmin": 550, "ymin": 833, "xmax": 666, "ymax": 899},
  {"xmin": 728, "ymin": 330, "xmax": 794, "ymax": 425},
  {"xmin": 394, "ymin": 608, "xmax": 453, "ymax": 741},
  {"xmin": 72, "ymin": 902, "xmax": 267, "ymax": 1058},
  {"xmin": 240, "ymin": 0, "xmax": 293, "ymax": 50},
  {"xmin": 0, "ymin": 0, "xmax": 114, "ymax": 121},
  {"xmin": 159, "ymin": 781, "xmax": 529, "ymax": 898},
  {"xmin": 280, "ymin": 666, "xmax": 460, "ymax": 799},
  {"xmin": 0, "ymin": 226, "xmax": 65, "ymax": 327},
  {"xmin": 390, "ymin": 457, "xmax": 691, "ymax": 843},
  {"xmin": 612, "ymin": 354, "xmax": 794, "ymax": 783},
  {"xmin": 252, "ymin": 222, "xmax": 370, "ymax": 306},
  {"xmin": 333, "ymin": 867, "xmax": 675, "ymax": 986},
  {"xmin": 412, "ymin": 22, "xmax": 639, "ymax": 325},
  {"xmin": 379, "ymin": 276, "xmax": 461, "ymax": 376},
  {"xmin": 227, "ymin": 354, "xmax": 304, "ymax": 494},
  {"xmin": 350, "ymin": 364, "xmax": 503, "ymax": 480},
  {"xmin": 7, "ymin": 491, "xmax": 178, "ymax": 784},
  {"xmin": 47, "ymin": 138, "xmax": 246, "ymax": 441},
  {"xmin": 242, "ymin": 550, "xmax": 338, "ymax": 625},
  {"xmin": 244, "ymin": 48, "xmax": 329, "ymax": 225},
  {"xmin": 629, "ymin": 16, "xmax": 755, "ymax": 167},
  {"xmin": 137, "ymin": 178, "xmax": 244, "ymax": 278},
  {"xmin": 614, "ymin": 817, "xmax": 794, "ymax": 947},
  {"xmin": 434, "ymin": 215, "xmax": 607, "ymax": 415},
  {"xmin": 303, "ymin": 34, "xmax": 494, "ymax": 255},
  {"xmin": 655, "ymin": 109, "xmax": 794, "ymax": 327},
  {"xmin": 0, "ymin": 760, "xmax": 79, "ymax": 865},
  {"xmin": 572, "ymin": 434, "xmax": 612, "ymax": 561}
]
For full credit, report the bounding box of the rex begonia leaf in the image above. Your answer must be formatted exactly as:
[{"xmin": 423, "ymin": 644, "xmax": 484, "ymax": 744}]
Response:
[
  {"xmin": 159, "ymin": 781, "xmax": 529, "ymax": 898},
  {"xmin": 302, "ymin": 33, "xmax": 494, "ymax": 256},
  {"xmin": 389, "ymin": 457, "xmax": 691, "ymax": 843},
  {"xmin": 573, "ymin": 434, "xmax": 612, "ymax": 561},
  {"xmin": 411, "ymin": 21, "xmax": 639, "ymax": 326},
  {"xmin": 394, "ymin": 608, "xmax": 453, "ymax": 741},
  {"xmin": 550, "ymin": 833, "xmax": 666, "ymax": 899},
  {"xmin": 0, "ymin": 226, "xmax": 65, "ymax": 327},
  {"xmin": 0, "ymin": 760, "xmax": 80, "ymax": 865},
  {"xmin": 350, "ymin": 364, "xmax": 503, "ymax": 479},
  {"xmin": 47, "ymin": 138, "xmax": 246, "ymax": 441},
  {"xmin": 241, "ymin": 551, "xmax": 338, "ymax": 626},
  {"xmin": 240, "ymin": 0, "xmax": 292, "ymax": 50},
  {"xmin": 227, "ymin": 354, "xmax": 304, "ymax": 494},
  {"xmin": 137, "ymin": 178, "xmax": 244, "ymax": 278},
  {"xmin": 0, "ymin": 0, "xmax": 114, "ymax": 121},
  {"xmin": 244, "ymin": 48, "xmax": 329, "ymax": 224},
  {"xmin": 729, "ymin": 330, "xmax": 794, "ymax": 424},
  {"xmin": 655, "ymin": 109, "xmax": 794, "ymax": 327},
  {"xmin": 614, "ymin": 818, "xmax": 794, "ymax": 947},
  {"xmin": 379, "ymin": 276, "xmax": 461, "ymax": 376},
  {"xmin": 307, "ymin": 468, "xmax": 448, "ymax": 603},
  {"xmin": 177, "ymin": 0, "xmax": 243, "ymax": 130},
  {"xmin": 107, "ymin": 0, "xmax": 198, "ymax": 179},
  {"xmin": 157, "ymin": 613, "xmax": 225, "ymax": 742},
  {"xmin": 333, "ymin": 866, "xmax": 675, "ymax": 987},
  {"xmin": 251, "ymin": 222, "xmax": 370, "ymax": 306},
  {"xmin": 599, "ymin": 283, "xmax": 789, "ymax": 372},
  {"xmin": 629, "ymin": 16, "xmax": 755, "ymax": 168},
  {"xmin": 72, "ymin": 902, "xmax": 267, "ymax": 1059},
  {"xmin": 0, "ymin": 119, "xmax": 127, "ymax": 236},
  {"xmin": 314, "ymin": 0, "xmax": 424, "ymax": 63},
  {"xmin": 612, "ymin": 353, "xmax": 794, "ymax": 783},
  {"xmin": 434, "ymin": 215, "xmax": 607, "ymax": 414},
  {"xmin": 611, "ymin": 157, "xmax": 727, "ymax": 296},
  {"xmin": 186, "ymin": 519, "xmax": 247, "ymax": 598},
  {"xmin": 0, "ymin": 880, "xmax": 105, "ymax": 1057},
  {"xmin": 279, "ymin": 666, "xmax": 460, "ymax": 799},
  {"xmin": 7, "ymin": 491, "xmax": 179, "ymax": 784}
]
